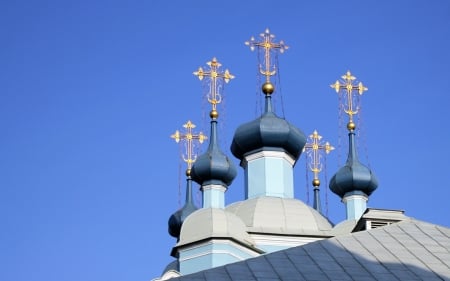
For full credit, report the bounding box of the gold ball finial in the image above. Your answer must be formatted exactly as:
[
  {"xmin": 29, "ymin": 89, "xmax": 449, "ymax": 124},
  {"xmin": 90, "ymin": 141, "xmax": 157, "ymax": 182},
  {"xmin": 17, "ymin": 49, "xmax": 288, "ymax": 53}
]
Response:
[
  {"xmin": 347, "ymin": 121, "xmax": 356, "ymax": 131},
  {"xmin": 312, "ymin": 178, "xmax": 320, "ymax": 187},
  {"xmin": 186, "ymin": 168, "xmax": 191, "ymax": 177},
  {"xmin": 262, "ymin": 82, "xmax": 275, "ymax": 95},
  {"xmin": 210, "ymin": 109, "xmax": 219, "ymax": 119}
]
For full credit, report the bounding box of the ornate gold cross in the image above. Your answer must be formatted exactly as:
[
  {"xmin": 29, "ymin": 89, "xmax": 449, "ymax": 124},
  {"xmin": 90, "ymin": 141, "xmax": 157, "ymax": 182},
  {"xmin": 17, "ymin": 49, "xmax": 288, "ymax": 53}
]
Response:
[
  {"xmin": 330, "ymin": 71, "xmax": 368, "ymax": 123},
  {"xmin": 193, "ymin": 57, "xmax": 234, "ymax": 111},
  {"xmin": 245, "ymin": 28, "xmax": 288, "ymax": 82},
  {"xmin": 171, "ymin": 120, "xmax": 207, "ymax": 169},
  {"xmin": 303, "ymin": 130, "xmax": 334, "ymax": 183}
]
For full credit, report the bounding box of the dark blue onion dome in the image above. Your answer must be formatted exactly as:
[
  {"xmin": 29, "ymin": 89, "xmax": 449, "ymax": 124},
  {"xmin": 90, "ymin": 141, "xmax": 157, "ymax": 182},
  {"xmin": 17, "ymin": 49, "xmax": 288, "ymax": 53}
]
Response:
[
  {"xmin": 191, "ymin": 110, "xmax": 237, "ymax": 187},
  {"xmin": 168, "ymin": 169, "xmax": 198, "ymax": 240},
  {"xmin": 231, "ymin": 82, "xmax": 306, "ymax": 161},
  {"xmin": 329, "ymin": 122, "xmax": 378, "ymax": 198}
]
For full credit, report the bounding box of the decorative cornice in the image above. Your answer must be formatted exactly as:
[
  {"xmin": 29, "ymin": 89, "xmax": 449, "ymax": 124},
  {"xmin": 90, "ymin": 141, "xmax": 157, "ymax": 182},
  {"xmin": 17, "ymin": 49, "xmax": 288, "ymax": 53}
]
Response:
[
  {"xmin": 201, "ymin": 184, "xmax": 227, "ymax": 193},
  {"xmin": 178, "ymin": 239, "xmax": 260, "ymax": 262},
  {"xmin": 342, "ymin": 193, "xmax": 368, "ymax": 203},
  {"xmin": 243, "ymin": 150, "xmax": 295, "ymax": 166}
]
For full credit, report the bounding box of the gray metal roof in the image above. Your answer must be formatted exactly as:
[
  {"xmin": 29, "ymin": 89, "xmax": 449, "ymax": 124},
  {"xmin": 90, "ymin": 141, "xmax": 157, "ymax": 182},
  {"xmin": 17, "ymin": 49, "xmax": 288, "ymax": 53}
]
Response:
[
  {"xmin": 226, "ymin": 197, "xmax": 333, "ymax": 235},
  {"xmin": 171, "ymin": 219, "xmax": 450, "ymax": 280},
  {"xmin": 176, "ymin": 208, "xmax": 255, "ymax": 248}
]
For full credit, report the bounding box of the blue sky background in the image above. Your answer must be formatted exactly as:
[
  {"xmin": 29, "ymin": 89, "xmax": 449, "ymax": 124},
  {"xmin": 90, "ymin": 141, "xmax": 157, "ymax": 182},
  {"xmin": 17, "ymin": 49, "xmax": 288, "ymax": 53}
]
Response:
[{"xmin": 1, "ymin": 1, "xmax": 449, "ymax": 280}]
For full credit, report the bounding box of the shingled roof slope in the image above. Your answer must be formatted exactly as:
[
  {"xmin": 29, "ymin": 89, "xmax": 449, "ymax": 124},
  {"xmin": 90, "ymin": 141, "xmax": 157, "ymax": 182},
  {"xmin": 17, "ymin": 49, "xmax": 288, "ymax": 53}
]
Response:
[{"xmin": 172, "ymin": 219, "xmax": 450, "ymax": 280}]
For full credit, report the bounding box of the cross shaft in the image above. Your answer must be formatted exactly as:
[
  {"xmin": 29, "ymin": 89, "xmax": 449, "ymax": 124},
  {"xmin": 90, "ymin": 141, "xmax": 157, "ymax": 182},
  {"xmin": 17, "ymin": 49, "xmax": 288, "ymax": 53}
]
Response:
[
  {"xmin": 193, "ymin": 57, "xmax": 234, "ymax": 110},
  {"xmin": 330, "ymin": 71, "xmax": 368, "ymax": 122},
  {"xmin": 245, "ymin": 28, "xmax": 288, "ymax": 82},
  {"xmin": 171, "ymin": 120, "xmax": 207, "ymax": 169},
  {"xmin": 303, "ymin": 130, "xmax": 334, "ymax": 180}
]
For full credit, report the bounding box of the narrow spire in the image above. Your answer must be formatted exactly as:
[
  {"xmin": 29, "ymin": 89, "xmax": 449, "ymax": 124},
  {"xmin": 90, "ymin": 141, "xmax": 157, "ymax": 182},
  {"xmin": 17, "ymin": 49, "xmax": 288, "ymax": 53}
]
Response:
[
  {"xmin": 303, "ymin": 130, "xmax": 334, "ymax": 213},
  {"xmin": 191, "ymin": 58, "xmax": 237, "ymax": 207},
  {"xmin": 168, "ymin": 121, "xmax": 206, "ymax": 239},
  {"xmin": 329, "ymin": 71, "xmax": 378, "ymax": 220},
  {"xmin": 193, "ymin": 57, "xmax": 235, "ymax": 144},
  {"xmin": 329, "ymin": 71, "xmax": 367, "ymax": 163}
]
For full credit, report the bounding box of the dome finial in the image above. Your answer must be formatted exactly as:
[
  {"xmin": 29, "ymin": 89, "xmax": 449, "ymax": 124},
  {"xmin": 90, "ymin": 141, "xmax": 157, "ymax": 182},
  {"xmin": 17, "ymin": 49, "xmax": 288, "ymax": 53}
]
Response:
[
  {"xmin": 170, "ymin": 120, "xmax": 207, "ymax": 170},
  {"xmin": 245, "ymin": 28, "xmax": 288, "ymax": 83},
  {"xmin": 193, "ymin": 57, "xmax": 234, "ymax": 116},
  {"xmin": 303, "ymin": 130, "xmax": 335, "ymax": 214},
  {"xmin": 246, "ymin": 29, "xmax": 288, "ymax": 113},
  {"xmin": 330, "ymin": 70, "xmax": 368, "ymax": 128}
]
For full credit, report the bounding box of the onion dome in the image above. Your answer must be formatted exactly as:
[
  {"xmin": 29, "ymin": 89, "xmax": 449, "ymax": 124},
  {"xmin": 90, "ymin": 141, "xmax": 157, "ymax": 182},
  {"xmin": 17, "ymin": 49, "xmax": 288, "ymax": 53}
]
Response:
[
  {"xmin": 226, "ymin": 196, "xmax": 333, "ymax": 235},
  {"xmin": 191, "ymin": 111, "xmax": 237, "ymax": 187},
  {"xmin": 231, "ymin": 82, "xmax": 306, "ymax": 161},
  {"xmin": 329, "ymin": 126, "xmax": 378, "ymax": 198},
  {"xmin": 168, "ymin": 170, "xmax": 198, "ymax": 239}
]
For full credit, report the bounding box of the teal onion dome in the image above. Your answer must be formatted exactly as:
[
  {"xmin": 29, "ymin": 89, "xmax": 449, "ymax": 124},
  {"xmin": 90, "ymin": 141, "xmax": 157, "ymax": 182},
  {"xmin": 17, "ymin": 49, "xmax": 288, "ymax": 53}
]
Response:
[
  {"xmin": 231, "ymin": 85, "xmax": 306, "ymax": 161},
  {"xmin": 191, "ymin": 118, "xmax": 237, "ymax": 187},
  {"xmin": 168, "ymin": 177, "xmax": 198, "ymax": 239},
  {"xmin": 329, "ymin": 130, "xmax": 378, "ymax": 198}
]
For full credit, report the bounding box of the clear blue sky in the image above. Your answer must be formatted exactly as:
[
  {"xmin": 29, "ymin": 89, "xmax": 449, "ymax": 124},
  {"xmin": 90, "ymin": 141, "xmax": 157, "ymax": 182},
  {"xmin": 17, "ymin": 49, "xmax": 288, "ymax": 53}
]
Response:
[{"xmin": 1, "ymin": 1, "xmax": 449, "ymax": 280}]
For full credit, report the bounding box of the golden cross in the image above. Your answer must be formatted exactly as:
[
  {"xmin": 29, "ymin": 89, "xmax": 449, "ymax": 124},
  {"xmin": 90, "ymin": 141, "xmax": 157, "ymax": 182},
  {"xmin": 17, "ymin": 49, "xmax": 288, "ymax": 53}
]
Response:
[
  {"xmin": 245, "ymin": 28, "xmax": 289, "ymax": 82},
  {"xmin": 193, "ymin": 57, "xmax": 234, "ymax": 111},
  {"xmin": 330, "ymin": 71, "xmax": 368, "ymax": 122},
  {"xmin": 171, "ymin": 120, "xmax": 207, "ymax": 169},
  {"xmin": 303, "ymin": 130, "xmax": 334, "ymax": 181}
]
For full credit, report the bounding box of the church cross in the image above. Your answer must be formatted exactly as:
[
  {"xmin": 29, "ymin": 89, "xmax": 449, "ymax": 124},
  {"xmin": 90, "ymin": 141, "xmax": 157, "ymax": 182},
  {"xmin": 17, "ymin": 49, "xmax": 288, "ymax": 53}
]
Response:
[
  {"xmin": 330, "ymin": 71, "xmax": 368, "ymax": 122},
  {"xmin": 171, "ymin": 120, "xmax": 207, "ymax": 169},
  {"xmin": 245, "ymin": 28, "xmax": 288, "ymax": 82},
  {"xmin": 193, "ymin": 57, "xmax": 234, "ymax": 110},
  {"xmin": 303, "ymin": 130, "xmax": 334, "ymax": 181}
]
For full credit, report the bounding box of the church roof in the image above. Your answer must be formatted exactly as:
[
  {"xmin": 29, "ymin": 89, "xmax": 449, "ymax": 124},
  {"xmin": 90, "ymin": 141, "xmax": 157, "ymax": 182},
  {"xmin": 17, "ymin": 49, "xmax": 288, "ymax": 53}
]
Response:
[
  {"xmin": 226, "ymin": 196, "xmax": 333, "ymax": 236},
  {"xmin": 175, "ymin": 208, "xmax": 255, "ymax": 249},
  {"xmin": 170, "ymin": 220, "xmax": 450, "ymax": 280}
]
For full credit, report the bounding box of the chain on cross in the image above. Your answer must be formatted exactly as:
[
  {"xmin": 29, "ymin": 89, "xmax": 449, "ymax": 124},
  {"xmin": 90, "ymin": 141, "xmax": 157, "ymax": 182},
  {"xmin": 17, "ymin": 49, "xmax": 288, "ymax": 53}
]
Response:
[
  {"xmin": 330, "ymin": 71, "xmax": 368, "ymax": 123},
  {"xmin": 245, "ymin": 28, "xmax": 289, "ymax": 82},
  {"xmin": 303, "ymin": 130, "xmax": 334, "ymax": 181},
  {"xmin": 171, "ymin": 120, "xmax": 207, "ymax": 169},
  {"xmin": 193, "ymin": 57, "xmax": 234, "ymax": 111}
]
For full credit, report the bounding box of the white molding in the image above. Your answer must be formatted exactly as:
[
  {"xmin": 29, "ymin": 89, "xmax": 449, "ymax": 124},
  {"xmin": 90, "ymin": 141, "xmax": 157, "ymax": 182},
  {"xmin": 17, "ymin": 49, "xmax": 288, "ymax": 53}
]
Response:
[
  {"xmin": 342, "ymin": 194, "xmax": 368, "ymax": 203},
  {"xmin": 152, "ymin": 270, "xmax": 181, "ymax": 281},
  {"xmin": 250, "ymin": 233, "xmax": 324, "ymax": 248},
  {"xmin": 243, "ymin": 151, "xmax": 295, "ymax": 166},
  {"xmin": 201, "ymin": 184, "xmax": 227, "ymax": 192},
  {"xmin": 178, "ymin": 239, "xmax": 259, "ymax": 262}
]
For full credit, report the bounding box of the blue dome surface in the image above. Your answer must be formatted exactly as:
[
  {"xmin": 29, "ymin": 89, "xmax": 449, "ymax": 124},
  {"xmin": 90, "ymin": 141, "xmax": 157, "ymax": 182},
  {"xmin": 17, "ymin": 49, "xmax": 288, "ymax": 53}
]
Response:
[
  {"xmin": 329, "ymin": 131, "xmax": 378, "ymax": 198},
  {"xmin": 168, "ymin": 178, "xmax": 198, "ymax": 239},
  {"xmin": 191, "ymin": 119, "xmax": 236, "ymax": 187},
  {"xmin": 231, "ymin": 97, "xmax": 306, "ymax": 161}
]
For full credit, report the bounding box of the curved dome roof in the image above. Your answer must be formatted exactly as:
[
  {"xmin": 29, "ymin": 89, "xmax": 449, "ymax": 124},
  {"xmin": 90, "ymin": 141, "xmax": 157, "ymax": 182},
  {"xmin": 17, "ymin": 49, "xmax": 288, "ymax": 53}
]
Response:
[
  {"xmin": 329, "ymin": 131, "xmax": 378, "ymax": 198},
  {"xmin": 168, "ymin": 201, "xmax": 197, "ymax": 239},
  {"xmin": 177, "ymin": 208, "xmax": 254, "ymax": 247},
  {"xmin": 226, "ymin": 197, "xmax": 333, "ymax": 235},
  {"xmin": 168, "ymin": 178, "xmax": 198, "ymax": 239},
  {"xmin": 191, "ymin": 119, "xmax": 236, "ymax": 187},
  {"xmin": 230, "ymin": 92, "xmax": 306, "ymax": 161},
  {"xmin": 329, "ymin": 162, "xmax": 378, "ymax": 198},
  {"xmin": 191, "ymin": 147, "xmax": 236, "ymax": 186}
]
